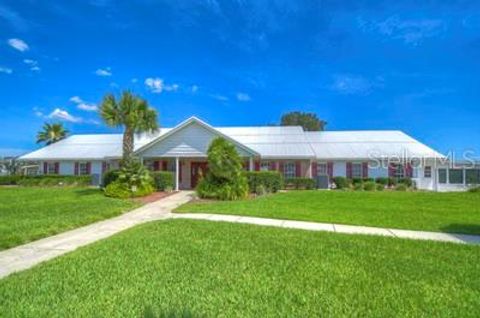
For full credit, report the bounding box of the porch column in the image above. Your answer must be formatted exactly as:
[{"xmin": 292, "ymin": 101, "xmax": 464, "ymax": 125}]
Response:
[
  {"xmin": 175, "ymin": 157, "xmax": 180, "ymax": 191},
  {"xmin": 249, "ymin": 157, "xmax": 254, "ymax": 171}
]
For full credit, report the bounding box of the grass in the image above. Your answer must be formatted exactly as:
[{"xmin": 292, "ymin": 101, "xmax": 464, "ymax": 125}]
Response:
[
  {"xmin": 0, "ymin": 187, "xmax": 140, "ymax": 250},
  {"xmin": 0, "ymin": 219, "xmax": 479, "ymax": 317},
  {"xmin": 175, "ymin": 190, "xmax": 480, "ymax": 235}
]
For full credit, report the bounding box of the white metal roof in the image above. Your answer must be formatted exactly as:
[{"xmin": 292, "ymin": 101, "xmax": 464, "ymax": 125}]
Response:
[
  {"xmin": 19, "ymin": 118, "xmax": 444, "ymax": 161},
  {"xmin": 306, "ymin": 130, "xmax": 444, "ymax": 159}
]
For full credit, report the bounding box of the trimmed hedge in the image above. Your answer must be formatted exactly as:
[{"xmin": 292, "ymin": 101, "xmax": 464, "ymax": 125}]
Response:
[
  {"xmin": 151, "ymin": 171, "xmax": 174, "ymax": 191},
  {"xmin": 332, "ymin": 176, "xmax": 350, "ymax": 190},
  {"xmin": 0, "ymin": 175, "xmax": 23, "ymax": 185},
  {"xmin": 284, "ymin": 177, "xmax": 316, "ymax": 190},
  {"xmin": 244, "ymin": 171, "xmax": 283, "ymax": 194},
  {"xmin": 16, "ymin": 175, "xmax": 92, "ymax": 187}
]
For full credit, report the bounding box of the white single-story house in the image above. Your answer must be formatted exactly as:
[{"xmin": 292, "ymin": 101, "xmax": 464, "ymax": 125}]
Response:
[{"xmin": 19, "ymin": 116, "xmax": 480, "ymax": 191}]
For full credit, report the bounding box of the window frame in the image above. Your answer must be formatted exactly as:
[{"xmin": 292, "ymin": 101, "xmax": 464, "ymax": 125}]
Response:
[
  {"xmin": 284, "ymin": 162, "xmax": 296, "ymax": 179},
  {"xmin": 448, "ymin": 169, "xmax": 464, "ymax": 184},
  {"xmin": 438, "ymin": 169, "xmax": 447, "ymax": 184},
  {"xmin": 260, "ymin": 161, "xmax": 270, "ymax": 171},
  {"xmin": 351, "ymin": 163, "xmax": 363, "ymax": 178},
  {"xmin": 466, "ymin": 169, "xmax": 480, "ymax": 185},
  {"xmin": 78, "ymin": 162, "xmax": 90, "ymax": 176},
  {"xmin": 47, "ymin": 162, "xmax": 57, "ymax": 175},
  {"xmin": 424, "ymin": 166, "xmax": 432, "ymax": 178},
  {"xmin": 317, "ymin": 163, "xmax": 328, "ymax": 176}
]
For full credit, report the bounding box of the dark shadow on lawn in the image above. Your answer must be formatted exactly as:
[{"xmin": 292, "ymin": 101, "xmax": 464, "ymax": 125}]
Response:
[
  {"xmin": 72, "ymin": 188, "xmax": 102, "ymax": 196},
  {"xmin": 440, "ymin": 224, "xmax": 480, "ymax": 244}
]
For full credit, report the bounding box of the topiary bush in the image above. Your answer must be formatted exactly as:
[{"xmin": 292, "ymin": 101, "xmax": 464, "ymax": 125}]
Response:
[
  {"xmin": 332, "ymin": 176, "xmax": 350, "ymax": 190},
  {"xmin": 195, "ymin": 137, "xmax": 248, "ymax": 200},
  {"xmin": 244, "ymin": 171, "xmax": 283, "ymax": 194},
  {"xmin": 284, "ymin": 177, "xmax": 315, "ymax": 190},
  {"xmin": 151, "ymin": 171, "xmax": 174, "ymax": 191},
  {"xmin": 363, "ymin": 181, "xmax": 377, "ymax": 191},
  {"xmin": 102, "ymin": 169, "xmax": 120, "ymax": 187}
]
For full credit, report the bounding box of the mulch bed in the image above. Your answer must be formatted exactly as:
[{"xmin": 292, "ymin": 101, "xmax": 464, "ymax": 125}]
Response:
[{"xmin": 135, "ymin": 191, "xmax": 177, "ymax": 204}]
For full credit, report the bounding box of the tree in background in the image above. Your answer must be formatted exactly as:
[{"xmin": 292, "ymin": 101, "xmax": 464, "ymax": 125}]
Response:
[
  {"xmin": 280, "ymin": 111, "xmax": 327, "ymax": 131},
  {"xmin": 99, "ymin": 91, "xmax": 158, "ymax": 163},
  {"xmin": 196, "ymin": 137, "xmax": 248, "ymax": 200},
  {"xmin": 36, "ymin": 123, "xmax": 69, "ymax": 145}
]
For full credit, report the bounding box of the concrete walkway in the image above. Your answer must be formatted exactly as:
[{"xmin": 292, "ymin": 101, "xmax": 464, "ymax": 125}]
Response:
[
  {"xmin": 173, "ymin": 213, "xmax": 480, "ymax": 245},
  {"xmin": 0, "ymin": 191, "xmax": 194, "ymax": 279}
]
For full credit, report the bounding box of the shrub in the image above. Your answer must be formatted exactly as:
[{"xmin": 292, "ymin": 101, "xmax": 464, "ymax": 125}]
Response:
[
  {"xmin": 363, "ymin": 181, "xmax": 377, "ymax": 191},
  {"xmin": 0, "ymin": 175, "xmax": 23, "ymax": 185},
  {"xmin": 104, "ymin": 181, "xmax": 131, "ymax": 198},
  {"xmin": 468, "ymin": 186, "xmax": 480, "ymax": 193},
  {"xmin": 102, "ymin": 169, "xmax": 120, "ymax": 187},
  {"xmin": 376, "ymin": 183, "xmax": 385, "ymax": 191},
  {"xmin": 151, "ymin": 171, "xmax": 174, "ymax": 191},
  {"xmin": 284, "ymin": 177, "xmax": 316, "ymax": 190},
  {"xmin": 196, "ymin": 137, "xmax": 248, "ymax": 200},
  {"xmin": 395, "ymin": 184, "xmax": 408, "ymax": 191},
  {"xmin": 244, "ymin": 171, "xmax": 283, "ymax": 194},
  {"xmin": 16, "ymin": 175, "xmax": 91, "ymax": 187},
  {"xmin": 387, "ymin": 177, "xmax": 398, "ymax": 187},
  {"xmin": 117, "ymin": 160, "xmax": 153, "ymax": 189},
  {"xmin": 363, "ymin": 178, "xmax": 374, "ymax": 183},
  {"xmin": 353, "ymin": 182, "xmax": 363, "ymax": 191},
  {"xmin": 398, "ymin": 178, "xmax": 413, "ymax": 187},
  {"xmin": 352, "ymin": 178, "xmax": 363, "ymax": 185},
  {"xmin": 375, "ymin": 177, "xmax": 389, "ymax": 186},
  {"xmin": 332, "ymin": 176, "xmax": 350, "ymax": 190}
]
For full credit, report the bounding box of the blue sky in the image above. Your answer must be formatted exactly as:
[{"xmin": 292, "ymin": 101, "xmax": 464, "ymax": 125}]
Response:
[{"xmin": 1, "ymin": 0, "xmax": 479, "ymax": 157}]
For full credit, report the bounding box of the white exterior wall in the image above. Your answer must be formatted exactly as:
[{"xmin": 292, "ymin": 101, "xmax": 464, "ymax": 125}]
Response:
[{"xmin": 139, "ymin": 122, "xmax": 252, "ymax": 158}]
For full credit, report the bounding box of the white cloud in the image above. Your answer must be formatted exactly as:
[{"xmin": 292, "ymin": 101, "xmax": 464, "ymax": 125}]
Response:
[
  {"xmin": 33, "ymin": 107, "xmax": 43, "ymax": 117},
  {"xmin": 144, "ymin": 77, "xmax": 179, "ymax": 93},
  {"xmin": 210, "ymin": 94, "xmax": 229, "ymax": 102},
  {"xmin": 30, "ymin": 66, "xmax": 41, "ymax": 72},
  {"xmin": 236, "ymin": 92, "xmax": 251, "ymax": 102},
  {"xmin": 191, "ymin": 85, "xmax": 199, "ymax": 93},
  {"xmin": 330, "ymin": 74, "xmax": 383, "ymax": 95},
  {"xmin": 48, "ymin": 108, "xmax": 83, "ymax": 123},
  {"xmin": 23, "ymin": 59, "xmax": 40, "ymax": 72},
  {"xmin": 7, "ymin": 38, "xmax": 29, "ymax": 52},
  {"xmin": 95, "ymin": 67, "xmax": 112, "ymax": 76},
  {"xmin": 0, "ymin": 66, "xmax": 13, "ymax": 74},
  {"xmin": 70, "ymin": 96, "xmax": 98, "ymax": 112},
  {"xmin": 131, "ymin": 78, "xmax": 138, "ymax": 83}
]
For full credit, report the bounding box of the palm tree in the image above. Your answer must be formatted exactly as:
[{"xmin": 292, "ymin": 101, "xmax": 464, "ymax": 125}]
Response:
[
  {"xmin": 36, "ymin": 123, "xmax": 69, "ymax": 145},
  {"xmin": 99, "ymin": 91, "xmax": 158, "ymax": 162}
]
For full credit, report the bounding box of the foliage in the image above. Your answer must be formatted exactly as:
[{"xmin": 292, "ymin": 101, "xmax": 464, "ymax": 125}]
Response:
[
  {"xmin": 177, "ymin": 190, "xmax": 480, "ymax": 235},
  {"xmin": 244, "ymin": 171, "xmax": 283, "ymax": 194},
  {"xmin": 36, "ymin": 122, "xmax": 69, "ymax": 145},
  {"xmin": 387, "ymin": 177, "xmax": 398, "ymax": 187},
  {"xmin": 398, "ymin": 178, "xmax": 413, "ymax": 187},
  {"xmin": 375, "ymin": 177, "xmax": 389, "ymax": 186},
  {"xmin": 280, "ymin": 111, "xmax": 327, "ymax": 131},
  {"xmin": 353, "ymin": 182, "xmax": 364, "ymax": 191},
  {"xmin": 118, "ymin": 159, "xmax": 153, "ymax": 189},
  {"xmin": 1, "ymin": 220, "xmax": 479, "ymax": 317},
  {"xmin": 284, "ymin": 177, "xmax": 316, "ymax": 190},
  {"xmin": 99, "ymin": 91, "xmax": 158, "ymax": 162},
  {"xmin": 395, "ymin": 184, "xmax": 408, "ymax": 191},
  {"xmin": 332, "ymin": 176, "xmax": 350, "ymax": 189},
  {"xmin": 102, "ymin": 169, "xmax": 120, "ymax": 187},
  {"xmin": 104, "ymin": 181, "xmax": 132, "ymax": 199},
  {"xmin": 196, "ymin": 137, "xmax": 248, "ymax": 200},
  {"xmin": 0, "ymin": 187, "xmax": 138, "ymax": 250},
  {"xmin": 363, "ymin": 181, "xmax": 377, "ymax": 191},
  {"xmin": 468, "ymin": 186, "xmax": 480, "ymax": 193},
  {"xmin": 376, "ymin": 183, "xmax": 385, "ymax": 191},
  {"xmin": 2, "ymin": 175, "xmax": 92, "ymax": 187},
  {"xmin": 151, "ymin": 171, "xmax": 174, "ymax": 191},
  {"xmin": 351, "ymin": 178, "xmax": 363, "ymax": 185}
]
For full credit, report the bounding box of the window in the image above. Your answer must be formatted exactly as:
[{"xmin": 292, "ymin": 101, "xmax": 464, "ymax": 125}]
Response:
[
  {"xmin": 352, "ymin": 163, "xmax": 362, "ymax": 178},
  {"xmin": 394, "ymin": 164, "xmax": 405, "ymax": 178},
  {"xmin": 317, "ymin": 163, "xmax": 327, "ymax": 175},
  {"xmin": 466, "ymin": 169, "xmax": 480, "ymax": 184},
  {"xmin": 79, "ymin": 162, "xmax": 90, "ymax": 175},
  {"xmin": 284, "ymin": 162, "xmax": 295, "ymax": 179},
  {"xmin": 449, "ymin": 169, "xmax": 463, "ymax": 184},
  {"xmin": 438, "ymin": 169, "xmax": 447, "ymax": 184},
  {"xmin": 424, "ymin": 166, "xmax": 432, "ymax": 178},
  {"xmin": 47, "ymin": 162, "xmax": 57, "ymax": 175},
  {"xmin": 260, "ymin": 161, "xmax": 270, "ymax": 171}
]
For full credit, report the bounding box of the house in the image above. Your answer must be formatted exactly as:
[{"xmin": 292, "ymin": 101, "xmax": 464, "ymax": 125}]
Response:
[{"xmin": 19, "ymin": 116, "xmax": 480, "ymax": 191}]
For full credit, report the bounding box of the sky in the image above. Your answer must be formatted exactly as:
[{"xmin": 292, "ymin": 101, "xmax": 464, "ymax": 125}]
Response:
[{"xmin": 0, "ymin": 0, "xmax": 479, "ymax": 158}]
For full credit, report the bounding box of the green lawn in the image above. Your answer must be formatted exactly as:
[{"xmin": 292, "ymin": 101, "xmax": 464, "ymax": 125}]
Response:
[
  {"xmin": 0, "ymin": 219, "xmax": 479, "ymax": 317},
  {"xmin": 0, "ymin": 187, "xmax": 139, "ymax": 250},
  {"xmin": 176, "ymin": 190, "xmax": 480, "ymax": 235}
]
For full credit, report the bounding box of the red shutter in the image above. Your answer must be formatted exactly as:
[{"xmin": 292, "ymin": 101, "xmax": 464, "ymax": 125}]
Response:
[
  {"xmin": 312, "ymin": 162, "xmax": 318, "ymax": 177},
  {"xmin": 388, "ymin": 163, "xmax": 395, "ymax": 177},
  {"xmin": 295, "ymin": 161, "xmax": 301, "ymax": 177},
  {"xmin": 179, "ymin": 162, "xmax": 182, "ymax": 183},
  {"xmin": 255, "ymin": 161, "xmax": 260, "ymax": 171},
  {"xmin": 43, "ymin": 162, "xmax": 48, "ymax": 174},
  {"xmin": 74, "ymin": 162, "xmax": 79, "ymax": 175},
  {"xmin": 86, "ymin": 162, "xmax": 91, "ymax": 174},
  {"xmin": 279, "ymin": 162, "xmax": 284, "ymax": 174},
  {"xmin": 54, "ymin": 162, "xmax": 59, "ymax": 174},
  {"xmin": 102, "ymin": 162, "xmax": 107, "ymax": 174},
  {"xmin": 406, "ymin": 163, "xmax": 413, "ymax": 178},
  {"xmin": 162, "ymin": 161, "xmax": 168, "ymax": 171},
  {"xmin": 346, "ymin": 162, "xmax": 353, "ymax": 179},
  {"xmin": 362, "ymin": 162, "xmax": 368, "ymax": 178},
  {"xmin": 153, "ymin": 161, "xmax": 159, "ymax": 171},
  {"xmin": 327, "ymin": 162, "xmax": 334, "ymax": 178}
]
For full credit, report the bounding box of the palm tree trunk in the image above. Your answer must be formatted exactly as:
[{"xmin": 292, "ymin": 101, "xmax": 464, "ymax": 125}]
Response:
[{"xmin": 122, "ymin": 127, "xmax": 134, "ymax": 163}]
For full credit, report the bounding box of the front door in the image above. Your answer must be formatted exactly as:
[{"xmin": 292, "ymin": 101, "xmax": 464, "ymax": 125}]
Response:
[{"xmin": 191, "ymin": 162, "xmax": 208, "ymax": 188}]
